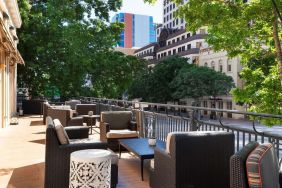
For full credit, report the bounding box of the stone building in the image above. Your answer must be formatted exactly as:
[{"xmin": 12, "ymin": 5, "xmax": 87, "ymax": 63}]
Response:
[{"xmin": 0, "ymin": 0, "xmax": 24, "ymax": 128}]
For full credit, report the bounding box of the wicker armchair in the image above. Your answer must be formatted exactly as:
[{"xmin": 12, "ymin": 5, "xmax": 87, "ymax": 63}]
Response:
[
  {"xmin": 150, "ymin": 131, "xmax": 235, "ymax": 188},
  {"xmin": 75, "ymin": 104, "xmax": 97, "ymax": 116},
  {"xmin": 44, "ymin": 116, "xmax": 118, "ymax": 188},
  {"xmin": 46, "ymin": 108, "xmax": 83, "ymax": 127},
  {"xmin": 65, "ymin": 100, "xmax": 81, "ymax": 110},
  {"xmin": 100, "ymin": 111, "xmax": 138, "ymax": 150}
]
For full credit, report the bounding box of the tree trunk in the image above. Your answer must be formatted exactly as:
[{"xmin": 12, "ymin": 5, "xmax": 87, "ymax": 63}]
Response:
[{"xmin": 272, "ymin": 9, "xmax": 282, "ymax": 86}]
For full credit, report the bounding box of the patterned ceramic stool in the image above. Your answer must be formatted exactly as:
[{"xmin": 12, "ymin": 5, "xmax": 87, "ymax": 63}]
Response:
[{"xmin": 69, "ymin": 149, "xmax": 111, "ymax": 188}]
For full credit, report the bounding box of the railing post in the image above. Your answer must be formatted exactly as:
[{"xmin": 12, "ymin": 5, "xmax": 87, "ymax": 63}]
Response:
[{"xmin": 190, "ymin": 110, "xmax": 198, "ymax": 131}]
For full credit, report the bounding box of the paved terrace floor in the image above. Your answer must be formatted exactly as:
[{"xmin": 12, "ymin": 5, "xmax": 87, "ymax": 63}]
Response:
[{"xmin": 0, "ymin": 116, "xmax": 149, "ymax": 188}]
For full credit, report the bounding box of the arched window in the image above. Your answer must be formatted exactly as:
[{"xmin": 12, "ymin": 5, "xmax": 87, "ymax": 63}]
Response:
[
  {"xmin": 211, "ymin": 61, "xmax": 215, "ymax": 70},
  {"xmin": 227, "ymin": 59, "xmax": 232, "ymax": 72},
  {"xmin": 219, "ymin": 60, "xmax": 223, "ymax": 72},
  {"xmin": 204, "ymin": 62, "xmax": 208, "ymax": 67}
]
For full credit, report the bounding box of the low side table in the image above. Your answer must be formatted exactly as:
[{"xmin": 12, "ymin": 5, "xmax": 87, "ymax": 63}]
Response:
[
  {"xmin": 82, "ymin": 115, "xmax": 100, "ymax": 134},
  {"xmin": 69, "ymin": 149, "xmax": 111, "ymax": 188}
]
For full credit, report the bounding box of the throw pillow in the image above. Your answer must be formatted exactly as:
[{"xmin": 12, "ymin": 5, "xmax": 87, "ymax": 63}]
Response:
[{"xmin": 54, "ymin": 119, "xmax": 70, "ymax": 145}]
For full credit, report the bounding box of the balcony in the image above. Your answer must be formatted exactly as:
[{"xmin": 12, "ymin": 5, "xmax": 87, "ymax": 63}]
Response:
[{"xmin": 1, "ymin": 98, "xmax": 282, "ymax": 188}]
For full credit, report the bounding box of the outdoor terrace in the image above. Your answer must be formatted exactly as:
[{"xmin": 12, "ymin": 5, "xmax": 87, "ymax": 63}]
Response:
[
  {"xmin": 1, "ymin": 98, "xmax": 282, "ymax": 188},
  {"xmin": 0, "ymin": 116, "xmax": 149, "ymax": 188}
]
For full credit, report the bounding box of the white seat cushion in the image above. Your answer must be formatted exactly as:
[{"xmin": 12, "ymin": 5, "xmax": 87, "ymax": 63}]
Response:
[{"xmin": 106, "ymin": 129, "xmax": 138, "ymax": 139}]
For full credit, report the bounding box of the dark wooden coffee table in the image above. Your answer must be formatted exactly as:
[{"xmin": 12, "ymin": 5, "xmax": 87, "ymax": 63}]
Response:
[{"xmin": 119, "ymin": 138, "xmax": 166, "ymax": 181}]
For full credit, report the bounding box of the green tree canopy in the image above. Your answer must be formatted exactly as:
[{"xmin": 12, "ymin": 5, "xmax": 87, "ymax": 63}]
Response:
[
  {"xmin": 171, "ymin": 65, "xmax": 235, "ymax": 103},
  {"xmin": 129, "ymin": 56, "xmax": 188, "ymax": 103},
  {"xmin": 145, "ymin": 0, "xmax": 282, "ymax": 118},
  {"xmin": 17, "ymin": 0, "xmax": 125, "ymax": 99}
]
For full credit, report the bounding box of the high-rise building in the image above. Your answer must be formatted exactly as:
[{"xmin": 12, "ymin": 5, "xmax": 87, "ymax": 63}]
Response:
[{"xmin": 111, "ymin": 13, "xmax": 156, "ymax": 48}]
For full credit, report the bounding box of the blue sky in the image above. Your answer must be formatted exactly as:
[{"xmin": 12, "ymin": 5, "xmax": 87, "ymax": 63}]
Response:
[{"xmin": 109, "ymin": 0, "xmax": 163, "ymax": 23}]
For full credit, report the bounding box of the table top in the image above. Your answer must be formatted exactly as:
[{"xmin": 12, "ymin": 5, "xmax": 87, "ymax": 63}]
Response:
[
  {"xmin": 119, "ymin": 138, "xmax": 166, "ymax": 159},
  {"xmin": 71, "ymin": 149, "xmax": 111, "ymax": 162}
]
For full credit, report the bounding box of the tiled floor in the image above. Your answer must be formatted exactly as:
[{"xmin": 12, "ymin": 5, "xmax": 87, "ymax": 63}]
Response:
[{"xmin": 0, "ymin": 116, "xmax": 149, "ymax": 188}]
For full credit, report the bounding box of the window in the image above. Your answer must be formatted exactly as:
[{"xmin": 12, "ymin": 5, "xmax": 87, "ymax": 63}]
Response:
[
  {"xmin": 172, "ymin": 39, "xmax": 175, "ymax": 43},
  {"xmin": 227, "ymin": 60, "xmax": 232, "ymax": 72},
  {"xmin": 164, "ymin": 9, "xmax": 166, "ymax": 14},
  {"xmin": 164, "ymin": 52, "xmax": 167, "ymax": 56},
  {"xmin": 182, "ymin": 35, "xmax": 185, "ymax": 40},
  {"xmin": 170, "ymin": 4, "xmax": 172, "ymax": 11},
  {"xmin": 173, "ymin": 20, "xmax": 175, "ymax": 27},
  {"xmin": 170, "ymin": 13, "xmax": 172, "ymax": 19},
  {"xmin": 173, "ymin": 3, "xmax": 175, "ymax": 8},
  {"xmin": 164, "ymin": 17, "xmax": 166, "ymax": 23},
  {"xmin": 178, "ymin": 47, "xmax": 181, "ymax": 52},
  {"xmin": 168, "ymin": 51, "xmax": 171, "ymax": 55},
  {"xmin": 182, "ymin": 46, "xmax": 185, "ymax": 51},
  {"xmin": 196, "ymin": 42, "xmax": 202, "ymax": 48},
  {"xmin": 211, "ymin": 61, "xmax": 215, "ymax": 70},
  {"xmin": 187, "ymin": 33, "xmax": 191, "ymax": 38},
  {"xmin": 158, "ymin": 54, "xmax": 160, "ymax": 59},
  {"xmin": 204, "ymin": 62, "xmax": 208, "ymax": 67},
  {"xmin": 168, "ymin": 41, "xmax": 171, "ymax": 45},
  {"xmin": 170, "ymin": 22, "xmax": 172, "ymax": 28},
  {"xmin": 177, "ymin": 37, "xmax": 180, "ymax": 42},
  {"xmin": 227, "ymin": 102, "xmax": 232, "ymax": 110},
  {"xmin": 187, "ymin": 44, "xmax": 191, "ymax": 49},
  {"xmin": 181, "ymin": 19, "xmax": 184, "ymax": 24},
  {"xmin": 200, "ymin": 29, "xmax": 206, "ymax": 34},
  {"xmin": 176, "ymin": 18, "xmax": 178, "ymax": 25},
  {"xmin": 173, "ymin": 49, "xmax": 176, "ymax": 54},
  {"xmin": 219, "ymin": 60, "xmax": 223, "ymax": 72}
]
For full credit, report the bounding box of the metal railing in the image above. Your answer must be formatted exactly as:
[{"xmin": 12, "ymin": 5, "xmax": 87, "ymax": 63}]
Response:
[{"xmin": 80, "ymin": 97, "xmax": 282, "ymax": 158}]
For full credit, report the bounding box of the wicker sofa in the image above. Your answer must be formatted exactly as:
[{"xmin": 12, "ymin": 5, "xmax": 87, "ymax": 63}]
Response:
[
  {"xmin": 44, "ymin": 116, "xmax": 118, "ymax": 188},
  {"xmin": 100, "ymin": 111, "xmax": 138, "ymax": 150},
  {"xmin": 150, "ymin": 131, "xmax": 235, "ymax": 188}
]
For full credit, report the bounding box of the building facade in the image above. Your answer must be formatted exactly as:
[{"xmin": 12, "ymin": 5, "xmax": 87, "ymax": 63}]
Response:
[
  {"xmin": 0, "ymin": 0, "xmax": 24, "ymax": 128},
  {"xmin": 134, "ymin": 0, "xmax": 245, "ymax": 118},
  {"xmin": 112, "ymin": 13, "xmax": 156, "ymax": 48}
]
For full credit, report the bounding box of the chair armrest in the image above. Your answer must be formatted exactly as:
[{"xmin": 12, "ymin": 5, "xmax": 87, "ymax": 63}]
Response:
[
  {"xmin": 59, "ymin": 142, "xmax": 107, "ymax": 153},
  {"xmin": 65, "ymin": 126, "xmax": 89, "ymax": 139},
  {"xmin": 151, "ymin": 147, "xmax": 175, "ymax": 188},
  {"xmin": 100, "ymin": 122, "xmax": 110, "ymax": 142},
  {"xmin": 129, "ymin": 121, "xmax": 137, "ymax": 131}
]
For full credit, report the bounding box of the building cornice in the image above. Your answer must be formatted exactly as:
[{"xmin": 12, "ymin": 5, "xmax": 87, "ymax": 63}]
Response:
[
  {"xmin": 156, "ymin": 34, "xmax": 207, "ymax": 53},
  {"xmin": 5, "ymin": 0, "xmax": 22, "ymax": 28}
]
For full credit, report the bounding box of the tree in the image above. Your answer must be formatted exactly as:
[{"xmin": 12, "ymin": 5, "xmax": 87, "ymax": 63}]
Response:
[
  {"xmin": 145, "ymin": 0, "xmax": 282, "ymax": 118},
  {"xmin": 232, "ymin": 55, "xmax": 282, "ymax": 125},
  {"xmin": 17, "ymin": 0, "xmax": 123, "ymax": 99},
  {"xmin": 129, "ymin": 56, "xmax": 188, "ymax": 103},
  {"xmin": 171, "ymin": 65, "xmax": 235, "ymax": 105},
  {"xmin": 88, "ymin": 51, "xmax": 147, "ymax": 99}
]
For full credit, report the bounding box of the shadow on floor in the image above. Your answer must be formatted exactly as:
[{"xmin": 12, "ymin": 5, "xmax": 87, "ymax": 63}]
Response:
[
  {"xmin": 7, "ymin": 163, "xmax": 44, "ymax": 188},
  {"xmin": 30, "ymin": 120, "xmax": 44, "ymax": 126},
  {"xmin": 29, "ymin": 139, "xmax": 45, "ymax": 145}
]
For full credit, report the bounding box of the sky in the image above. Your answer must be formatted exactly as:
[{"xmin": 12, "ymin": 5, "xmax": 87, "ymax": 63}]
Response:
[{"xmin": 109, "ymin": 0, "xmax": 163, "ymax": 23}]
